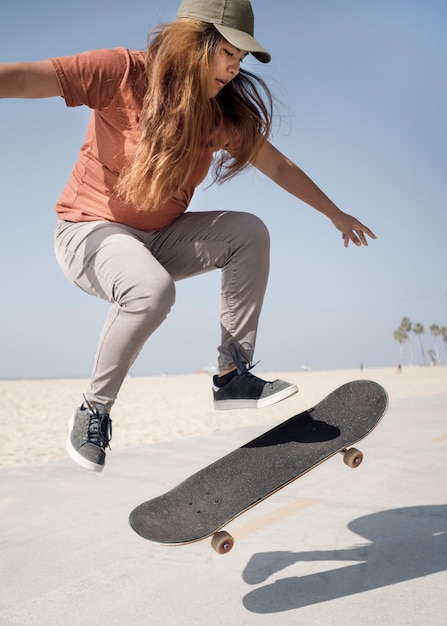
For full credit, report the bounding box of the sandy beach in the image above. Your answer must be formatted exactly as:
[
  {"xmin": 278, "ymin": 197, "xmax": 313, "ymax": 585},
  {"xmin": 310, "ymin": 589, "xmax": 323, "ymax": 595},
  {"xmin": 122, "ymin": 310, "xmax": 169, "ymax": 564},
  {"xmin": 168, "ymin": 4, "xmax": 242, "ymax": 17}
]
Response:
[{"xmin": 1, "ymin": 365, "xmax": 446, "ymax": 469}]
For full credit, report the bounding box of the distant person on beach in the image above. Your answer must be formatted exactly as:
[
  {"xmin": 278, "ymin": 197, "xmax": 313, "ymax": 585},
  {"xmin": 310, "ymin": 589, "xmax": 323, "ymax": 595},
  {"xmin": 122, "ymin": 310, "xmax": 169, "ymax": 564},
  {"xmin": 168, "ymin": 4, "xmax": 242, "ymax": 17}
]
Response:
[{"xmin": 0, "ymin": 0, "xmax": 376, "ymax": 472}]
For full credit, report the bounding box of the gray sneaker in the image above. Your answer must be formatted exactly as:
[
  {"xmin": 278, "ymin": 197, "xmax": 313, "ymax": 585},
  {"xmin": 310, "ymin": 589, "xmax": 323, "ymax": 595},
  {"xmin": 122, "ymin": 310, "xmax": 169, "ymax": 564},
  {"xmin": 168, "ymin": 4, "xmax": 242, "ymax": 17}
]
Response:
[{"xmin": 66, "ymin": 401, "xmax": 112, "ymax": 472}]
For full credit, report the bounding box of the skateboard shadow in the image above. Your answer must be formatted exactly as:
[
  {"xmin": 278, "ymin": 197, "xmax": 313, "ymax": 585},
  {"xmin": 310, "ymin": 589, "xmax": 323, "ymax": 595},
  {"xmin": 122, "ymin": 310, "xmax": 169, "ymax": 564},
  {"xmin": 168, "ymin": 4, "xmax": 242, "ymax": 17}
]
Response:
[
  {"xmin": 243, "ymin": 412, "xmax": 340, "ymax": 446},
  {"xmin": 242, "ymin": 505, "xmax": 447, "ymax": 613}
]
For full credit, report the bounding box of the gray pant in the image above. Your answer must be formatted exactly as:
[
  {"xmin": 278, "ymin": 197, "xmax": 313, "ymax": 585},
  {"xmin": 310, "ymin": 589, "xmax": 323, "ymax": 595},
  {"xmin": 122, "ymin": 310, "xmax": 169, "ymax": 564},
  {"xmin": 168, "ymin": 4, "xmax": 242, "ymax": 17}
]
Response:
[{"xmin": 54, "ymin": 211, "xmax": 270, "ymax": 409}]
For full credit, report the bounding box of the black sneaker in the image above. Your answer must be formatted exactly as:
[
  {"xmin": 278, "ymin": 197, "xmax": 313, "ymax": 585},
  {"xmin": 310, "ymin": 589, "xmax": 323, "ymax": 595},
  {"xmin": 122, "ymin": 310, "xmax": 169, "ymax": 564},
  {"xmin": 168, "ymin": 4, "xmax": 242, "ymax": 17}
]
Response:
[
  {"xmin": 66, "ymin": 401, "xmax": 112, "ymax": 472},
  {"xmin": 213, "ymin": 370, "xmax": 297, "ymax": 409},
  {"xmin": 212, "ymin": 344, "xmax": 297, "ymax": 410}
]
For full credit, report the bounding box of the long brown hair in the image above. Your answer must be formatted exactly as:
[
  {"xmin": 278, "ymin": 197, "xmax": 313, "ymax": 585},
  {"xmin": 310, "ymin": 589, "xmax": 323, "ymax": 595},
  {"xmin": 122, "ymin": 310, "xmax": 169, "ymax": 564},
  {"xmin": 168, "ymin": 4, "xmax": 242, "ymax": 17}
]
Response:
[{"xmin": 117, "ymin": 19, "xmax": 273, "ymax": 210}]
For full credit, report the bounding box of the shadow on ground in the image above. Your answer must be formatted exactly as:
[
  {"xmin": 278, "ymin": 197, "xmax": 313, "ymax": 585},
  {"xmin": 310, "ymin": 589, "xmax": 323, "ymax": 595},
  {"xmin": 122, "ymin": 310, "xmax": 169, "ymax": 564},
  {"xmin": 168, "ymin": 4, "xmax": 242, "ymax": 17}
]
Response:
[{"xmin": 242, "ymin": 505, "xmax": 447, "ymax": 613}]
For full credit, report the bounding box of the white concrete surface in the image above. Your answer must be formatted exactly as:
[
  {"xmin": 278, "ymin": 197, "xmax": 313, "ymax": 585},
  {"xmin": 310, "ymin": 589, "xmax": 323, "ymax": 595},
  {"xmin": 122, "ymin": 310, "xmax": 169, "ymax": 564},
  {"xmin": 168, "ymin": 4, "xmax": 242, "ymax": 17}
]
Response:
[{"xmin": 1, "ymin": 393, "xmax": 446, "ymax": 625}]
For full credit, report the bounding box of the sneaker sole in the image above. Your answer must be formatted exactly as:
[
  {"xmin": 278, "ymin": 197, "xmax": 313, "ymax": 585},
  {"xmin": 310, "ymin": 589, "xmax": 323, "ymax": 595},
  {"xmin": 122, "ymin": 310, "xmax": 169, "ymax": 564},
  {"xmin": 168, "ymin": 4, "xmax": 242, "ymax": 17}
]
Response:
[
  {"xmin": 66, "ymin": 411, "xmax": 105, "ymax": 473},
  {"xmin": 213, "ymin": 383, "xmax": 298, "ymax": 410}
]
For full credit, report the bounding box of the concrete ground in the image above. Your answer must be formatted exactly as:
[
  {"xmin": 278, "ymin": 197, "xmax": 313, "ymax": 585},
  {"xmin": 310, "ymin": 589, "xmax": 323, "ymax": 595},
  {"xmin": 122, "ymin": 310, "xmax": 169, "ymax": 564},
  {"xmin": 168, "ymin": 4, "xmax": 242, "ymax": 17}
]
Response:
[{"xmin": 1, "ymin": 393, "xmax": 447, "ymax": 625}]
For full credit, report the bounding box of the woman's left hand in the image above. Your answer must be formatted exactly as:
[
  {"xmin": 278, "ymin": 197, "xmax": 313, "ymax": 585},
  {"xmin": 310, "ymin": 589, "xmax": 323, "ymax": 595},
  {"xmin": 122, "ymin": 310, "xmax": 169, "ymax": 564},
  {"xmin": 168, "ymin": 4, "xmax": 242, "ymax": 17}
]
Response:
[{"xmin": 331, "ymin": 212, "xmax": 377, "ymax": 247}]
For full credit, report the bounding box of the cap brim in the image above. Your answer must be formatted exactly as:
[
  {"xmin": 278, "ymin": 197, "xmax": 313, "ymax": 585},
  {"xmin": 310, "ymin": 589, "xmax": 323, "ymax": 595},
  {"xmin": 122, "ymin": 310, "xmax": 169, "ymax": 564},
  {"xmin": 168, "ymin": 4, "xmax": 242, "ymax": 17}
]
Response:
[{"xmin": 214, "ymin": 24, "xmax": 271, "ymax": 63}]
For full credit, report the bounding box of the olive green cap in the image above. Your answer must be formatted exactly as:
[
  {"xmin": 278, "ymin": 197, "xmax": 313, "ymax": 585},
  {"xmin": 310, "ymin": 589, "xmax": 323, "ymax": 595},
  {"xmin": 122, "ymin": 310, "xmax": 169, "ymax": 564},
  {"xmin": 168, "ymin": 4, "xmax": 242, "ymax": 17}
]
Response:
[{"xmin": 177, "ymin": 0, "xmax": 271, "ymax": 63}]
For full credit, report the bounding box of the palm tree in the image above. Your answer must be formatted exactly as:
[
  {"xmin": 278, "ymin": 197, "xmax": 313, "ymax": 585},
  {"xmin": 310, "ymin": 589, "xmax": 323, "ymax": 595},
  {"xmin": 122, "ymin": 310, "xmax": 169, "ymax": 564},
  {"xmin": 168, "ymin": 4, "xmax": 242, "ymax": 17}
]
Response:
[
  {"xmin": 427, "ymin": 348, "xmax": 437, "ymax": 366},
  {"xmin": 400, "ymin": 317, "xmax": 412, "ymax": 333},
  {"xmin": 398, "ymin": 317, "xmax": 414, "ymax": 365},
  {"xmin": 441, "ymin": 327, "xmax": 447, "ymax": 362},
  {"xmin": 393, "ymin": 328, "xmax": 408, "ymax": 366},
  {"xmin": 412, "ymin": 322, "xmax": 425, "ymax": 365},
  {"xmin": 429, "ymin": 324, "xmax": 441, "ymax": 365}
]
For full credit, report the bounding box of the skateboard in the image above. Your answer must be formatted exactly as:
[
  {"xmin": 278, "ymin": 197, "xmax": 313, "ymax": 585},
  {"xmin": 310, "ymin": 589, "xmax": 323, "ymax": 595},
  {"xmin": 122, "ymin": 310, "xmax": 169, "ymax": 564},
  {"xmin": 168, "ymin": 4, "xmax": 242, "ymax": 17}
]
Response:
[{"xmin": 129, "ymin": 379, "xmax": 388, "ymax": 554}]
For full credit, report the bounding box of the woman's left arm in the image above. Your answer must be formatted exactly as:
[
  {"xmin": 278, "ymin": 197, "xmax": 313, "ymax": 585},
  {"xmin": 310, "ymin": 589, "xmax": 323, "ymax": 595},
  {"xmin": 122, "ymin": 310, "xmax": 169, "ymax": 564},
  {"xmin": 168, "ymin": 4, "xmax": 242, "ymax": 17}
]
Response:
[{"xmin": 253, "ymin": 141, "xmax": 376, "ymax": 248}]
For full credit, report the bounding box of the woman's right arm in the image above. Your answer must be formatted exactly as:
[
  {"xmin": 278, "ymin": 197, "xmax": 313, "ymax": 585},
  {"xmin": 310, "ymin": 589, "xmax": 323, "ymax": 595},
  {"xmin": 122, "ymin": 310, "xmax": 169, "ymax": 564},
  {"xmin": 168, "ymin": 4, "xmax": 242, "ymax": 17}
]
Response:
[{"xmin": 0, "ymin": 60, "xmax": 62, "ymax": 99}]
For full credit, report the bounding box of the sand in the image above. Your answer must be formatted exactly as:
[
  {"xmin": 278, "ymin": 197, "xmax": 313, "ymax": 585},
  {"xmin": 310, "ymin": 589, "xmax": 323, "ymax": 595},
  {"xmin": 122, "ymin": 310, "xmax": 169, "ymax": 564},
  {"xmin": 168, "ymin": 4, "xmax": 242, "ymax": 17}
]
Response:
[{"xmin": 1, "ymin": 365, "xmax": 446, "ymax": 469}]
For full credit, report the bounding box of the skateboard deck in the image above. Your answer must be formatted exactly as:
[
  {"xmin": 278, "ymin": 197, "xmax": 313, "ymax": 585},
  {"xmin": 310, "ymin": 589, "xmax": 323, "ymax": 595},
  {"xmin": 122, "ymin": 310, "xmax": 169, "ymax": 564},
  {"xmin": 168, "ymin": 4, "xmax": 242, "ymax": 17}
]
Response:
[{"xmin": 129, "ymin": 379, "xmax": 388, "ymax": 553}]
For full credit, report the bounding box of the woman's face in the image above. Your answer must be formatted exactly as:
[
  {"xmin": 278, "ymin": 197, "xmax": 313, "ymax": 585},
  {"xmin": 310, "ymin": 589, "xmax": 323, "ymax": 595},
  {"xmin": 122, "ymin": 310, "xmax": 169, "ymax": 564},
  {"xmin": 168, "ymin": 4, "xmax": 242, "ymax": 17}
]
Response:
[{"xmin": 208, "ymin": 40, "xmax": 248, "ymax": 97}]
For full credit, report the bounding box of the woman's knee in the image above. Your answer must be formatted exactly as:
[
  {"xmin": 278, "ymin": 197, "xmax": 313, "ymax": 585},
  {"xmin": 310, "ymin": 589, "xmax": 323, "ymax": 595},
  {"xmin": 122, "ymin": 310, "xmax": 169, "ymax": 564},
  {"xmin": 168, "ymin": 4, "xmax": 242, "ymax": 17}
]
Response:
[
  {"xmin": 232, "ymin": 212, "xmax": 270, "ymax": 254},
  {"xmin": 121, "ymin": 272, "xmax": 176, "ymax": 319}
]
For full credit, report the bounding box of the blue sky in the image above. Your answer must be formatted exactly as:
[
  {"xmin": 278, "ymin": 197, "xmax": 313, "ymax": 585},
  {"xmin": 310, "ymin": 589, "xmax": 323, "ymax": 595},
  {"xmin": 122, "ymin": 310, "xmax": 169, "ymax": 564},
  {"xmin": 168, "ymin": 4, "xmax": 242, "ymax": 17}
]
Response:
[{"xmin": 1, "ymin": 0, "xmax": 446, "ymax": 379}]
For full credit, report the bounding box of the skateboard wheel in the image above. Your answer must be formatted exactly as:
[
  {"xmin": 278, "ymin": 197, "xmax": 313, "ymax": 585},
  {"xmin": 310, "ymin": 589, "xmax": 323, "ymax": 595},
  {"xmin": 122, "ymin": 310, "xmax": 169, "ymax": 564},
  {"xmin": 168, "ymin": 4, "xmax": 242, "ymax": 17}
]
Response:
[
  {"xmin": 342, "ymin": 447, "xmax": 363, "ymax": 468},
  {"xmin": 211, "ymin": 531, "xmax": 234, "ymax": 554}
]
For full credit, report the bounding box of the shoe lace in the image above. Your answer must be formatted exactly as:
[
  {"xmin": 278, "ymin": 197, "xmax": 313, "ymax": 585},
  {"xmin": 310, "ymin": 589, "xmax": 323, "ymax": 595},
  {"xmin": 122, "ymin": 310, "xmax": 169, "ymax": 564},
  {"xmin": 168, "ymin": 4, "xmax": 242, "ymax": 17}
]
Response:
[
  {"xmin": 83, "ymin": 396, "xmax": 112, "ymax": 450},
  {"xmin": 228, "ymin": 342, "xmax": 260, "ymax": 376}
]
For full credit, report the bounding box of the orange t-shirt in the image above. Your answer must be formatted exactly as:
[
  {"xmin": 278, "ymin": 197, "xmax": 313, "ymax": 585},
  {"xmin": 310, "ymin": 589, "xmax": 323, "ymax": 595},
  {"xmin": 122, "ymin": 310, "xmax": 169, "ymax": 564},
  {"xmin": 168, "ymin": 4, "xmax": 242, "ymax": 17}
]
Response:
[{"xmin": 51, "ymin": 48, "xmax": 220, "ymax": 231}]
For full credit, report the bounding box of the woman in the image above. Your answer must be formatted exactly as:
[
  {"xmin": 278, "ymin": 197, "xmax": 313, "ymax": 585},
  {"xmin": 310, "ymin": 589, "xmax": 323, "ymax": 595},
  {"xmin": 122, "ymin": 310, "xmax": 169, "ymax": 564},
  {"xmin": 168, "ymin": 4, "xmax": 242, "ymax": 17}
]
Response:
[{"xmin": 0, "ymin": 0, "xmax": 376, "ymax": 472}]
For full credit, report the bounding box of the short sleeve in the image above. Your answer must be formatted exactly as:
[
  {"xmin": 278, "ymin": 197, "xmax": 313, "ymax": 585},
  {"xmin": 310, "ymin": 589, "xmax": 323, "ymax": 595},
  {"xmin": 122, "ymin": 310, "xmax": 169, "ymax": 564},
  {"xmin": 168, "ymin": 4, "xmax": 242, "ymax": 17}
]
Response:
[{"xmin": 50, "ymin": 48, "xmax": 133, "ymax": 110}]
